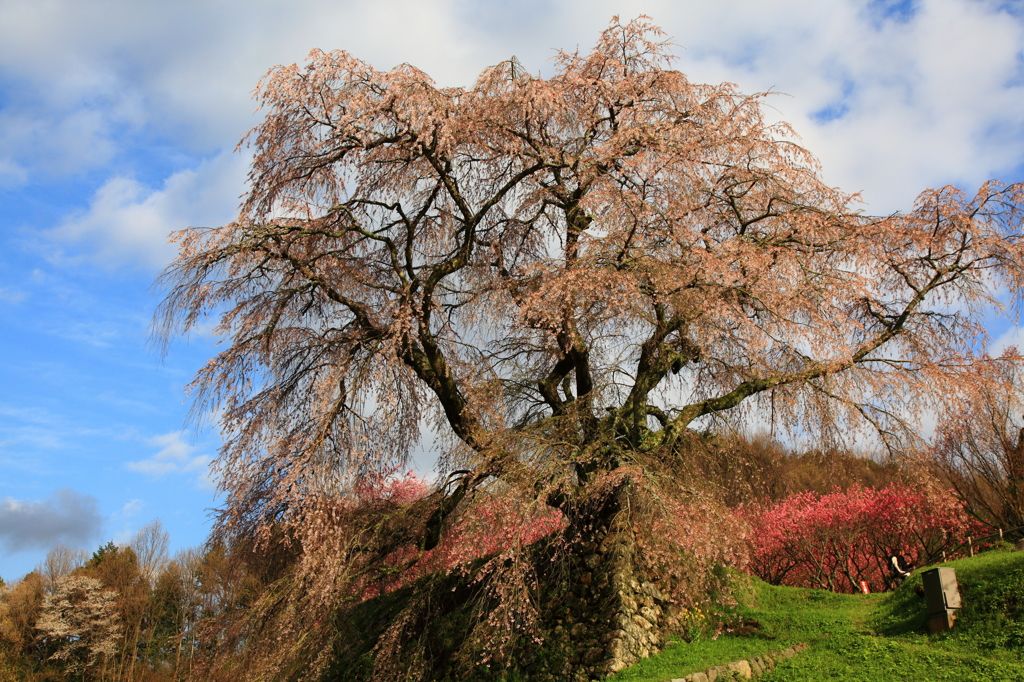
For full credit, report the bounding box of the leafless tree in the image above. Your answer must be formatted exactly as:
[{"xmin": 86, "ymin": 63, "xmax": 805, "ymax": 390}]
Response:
[
  {"xmin": 933, "ymin": 364, "xmax": 1024, "ymax": 534},
  {"xmin": 130, "ymin": 519, "xmax": 170, "ymax": 586},
  {"xmin": 40, "ymin": 545, "xmax": 89, "ymax": 595}
]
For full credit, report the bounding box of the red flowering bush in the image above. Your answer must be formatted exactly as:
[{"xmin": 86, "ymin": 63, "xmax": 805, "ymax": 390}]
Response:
[
  {"xmin": 743, "ymin": 484, "xmax": 983, "ymax": 593},
  {"xmin": 352, "ymin": 470, "xmax": 564, "ymax": 598},
  {"xmin": 354, "ymin": 468, "xmax": 431, "ymax": 505},
  {"xmin": 422, "ymin": 494, "xmax": 565, "ymax": 571},
  {"xmin": 354, "ymin": 467, "xmax": 747, "ymax": 614}
]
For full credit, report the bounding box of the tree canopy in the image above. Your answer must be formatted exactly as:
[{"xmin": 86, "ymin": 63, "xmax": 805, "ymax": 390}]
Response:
[{"xmin": 155, "ymin": 16, "xmax": 1024, "ymax": 679}]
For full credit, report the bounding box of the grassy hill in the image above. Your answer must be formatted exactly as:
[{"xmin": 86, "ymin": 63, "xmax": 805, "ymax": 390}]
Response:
[{"xmin": 609, "ymin": 548, "xmax": 1024, "ymax": 682}]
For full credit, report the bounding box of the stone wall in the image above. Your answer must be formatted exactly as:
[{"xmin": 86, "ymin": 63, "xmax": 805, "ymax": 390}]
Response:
[
  {"xmin": 558, "ymin": 524, "xmax": 808, "ymax": 682},
  {"xmin": 539, "ymin": 517, "xmax": 679, "ymax": 680},
  {"xmin": 545, "ymin": 523, "xmax": 809, "ymax": 682},
  {"xmin": 665, "ymin": 643, "xmax": 809, "ymax": 682}
]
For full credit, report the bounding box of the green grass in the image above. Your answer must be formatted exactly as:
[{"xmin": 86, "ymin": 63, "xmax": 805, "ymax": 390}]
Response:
[{"xmin": 612, "ymin": 550, "xmax": 1024, "ymax": 682}]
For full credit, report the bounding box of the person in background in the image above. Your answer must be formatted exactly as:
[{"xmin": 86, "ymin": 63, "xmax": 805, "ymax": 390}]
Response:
[{"xmin": 888, "ymin": 552, "xmax": 914, "ymax": 588}]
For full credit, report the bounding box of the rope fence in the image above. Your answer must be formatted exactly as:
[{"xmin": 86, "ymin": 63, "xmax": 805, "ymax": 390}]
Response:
[{"xmin": 942, "ymin": 524, "xmax": 1024, "ymax": 560}]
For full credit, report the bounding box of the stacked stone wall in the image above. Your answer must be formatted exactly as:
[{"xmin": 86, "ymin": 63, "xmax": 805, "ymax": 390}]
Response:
[
  {"xmin": 665, "ymin": 643, "xmax": 809, "ymax": 681},
  {"xmin": 539, "ymin": 518, "xmax": 679, "ymax": 680}
]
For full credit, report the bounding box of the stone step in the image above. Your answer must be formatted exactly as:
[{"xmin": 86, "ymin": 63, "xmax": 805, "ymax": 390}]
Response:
[{"xmin": 665, "ymin": 642, "xmax": 809, "ymax": 682}]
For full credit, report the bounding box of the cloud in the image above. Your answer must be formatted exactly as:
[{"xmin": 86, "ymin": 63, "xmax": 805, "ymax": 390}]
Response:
[
  {"xmin": 0, "ymin": 97, "xmax": 127, "ymax": 183},
  {"xmin": 780, "ymin": 0, "xmax": 1024, "ymax": 211},
  {"xmin": 117, "ymin": 499, "xmax": 143, "ymax": 519},
  {"xmin": 991, "ymin": 324, "xmax": 1024, "ymax": 358},
  {"xmin": 127, "ymin": 431, "xmax": 213, "ymax": 484},
  {"xmin": 0, "ymin": 405, "xmax": 75, "ymax": 456},
  {"xmin": 49, "ymin": 151, "xmax": 247, "ymax": 269},
  {"xmin": 194, "ymin": 466, "xmax": 219, "ymax": 492},
  {"xmin": 2, "ymin": 0, "xmax": 1021, "ymax": 244},
  {"xmin": 2, "ymin": 1, "xmax": 1018, "ymax": 200},
  {"xmin": 0, "ymin": 158, "xmax": 28, "ymax": 188},
  {"xmin": 0, "ymin": 287, "xmax": 26, "ymax": 304},
  {"xmin": 560, "ymin": 0, "xmax": 1024, "ymax": 213},
  {"xmin": 0, "ymin": 488, "xmax": 103, "ymax": 554},
  {"xmin": 490, "ymin": 0, "xmax": 1024, "ymax": 212},
  {"xmin": 0, "ymin": 0, "xmax": 474, "ymax": 181}
]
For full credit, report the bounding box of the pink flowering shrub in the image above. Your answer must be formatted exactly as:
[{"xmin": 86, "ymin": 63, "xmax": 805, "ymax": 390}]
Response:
[
  {"xmin": 421, "ymin": 495, "xmax": 565, "ymax": 572},
  {"xmin": 351, "ymin": 470, "xmax": 565, "ymax": 598},
  {"xmin": 743, "ymin": 484, "xmax": 983, "ymax": 593},
  {"xmin": 353, "ymin": 468, "xmax": 431, "ymax": 505}
]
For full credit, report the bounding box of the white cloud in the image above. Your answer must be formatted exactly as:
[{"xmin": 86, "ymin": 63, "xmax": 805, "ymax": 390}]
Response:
[
  {"xmin": 0, "ymin": 158, "xmax": 27, "ymax": 188},
  {"xmin": 127, "ymin": 431, "xmax": 212, "ymax": 480},
  {"xmin": 1, "ymin": 0, "xmax": 1020, "ymax": 216},
  {"xmin": 552, "ymin": 0, "xmax": 1024, "ymax": 213},
  {"xmin": 117, "ymin": 499, "xmax": 143, "ymax": 519},
  {"xmin": 0, "ymin": 103, "xmax": 126, "ymax": 182},
  {"xmin": 0, "ymin": 0, "xmax": 1019, "ymax": 276},
  {"xmin": 194, "ymin": 466, "xmax": 219, "ymax": 492},
  {"xmin": 775, "ymin": 0, "xmax": 1024, "ymax": 212},
  {"xmin": 49, "ymin": 151, "xmax": 248, "ymax": 269},
  {"xmin": 991, "ymin": 325, "xmax": 1024, "ymax": 358},
  {"xmin": 0, "ymin": 0, "xmax": 477, "ymax": 180}
]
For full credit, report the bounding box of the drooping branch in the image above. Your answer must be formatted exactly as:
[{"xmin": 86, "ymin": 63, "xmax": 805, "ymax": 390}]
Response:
[{"xmin": 151, "ymin": 19, "xmax": 1024, "ymax": 681}]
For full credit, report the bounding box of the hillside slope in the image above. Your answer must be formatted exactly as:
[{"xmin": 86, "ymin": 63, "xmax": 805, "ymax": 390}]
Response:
[{"xmin": 611, "ymin": 549, "xmax": 1024, "ymax": 682}]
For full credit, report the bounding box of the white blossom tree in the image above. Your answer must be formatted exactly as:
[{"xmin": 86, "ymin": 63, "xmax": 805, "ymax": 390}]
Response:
[{"xmin": 35, "ymin": 575, "xmax": 121, "ymax": 680}]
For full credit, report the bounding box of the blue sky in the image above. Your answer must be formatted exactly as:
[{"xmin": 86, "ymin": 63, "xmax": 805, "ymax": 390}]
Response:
[{"xmin": 2, "ymin": 0, "xmax": 1024, "ymax": 581}]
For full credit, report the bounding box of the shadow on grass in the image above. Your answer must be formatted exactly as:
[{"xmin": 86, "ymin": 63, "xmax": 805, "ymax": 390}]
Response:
[
  {"xmin": 872, "ymin": 549, "xmax": 1024, "ymax": 653},
  {"xmin": 869, "ymin": 575, "xmax": 928, "ymax": 637}
]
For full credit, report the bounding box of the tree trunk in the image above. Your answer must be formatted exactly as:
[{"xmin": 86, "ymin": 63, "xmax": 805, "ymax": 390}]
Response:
[{"xmin": 1007, "ymin": 428, "xmax": 1024, "ymax": 528}]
